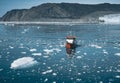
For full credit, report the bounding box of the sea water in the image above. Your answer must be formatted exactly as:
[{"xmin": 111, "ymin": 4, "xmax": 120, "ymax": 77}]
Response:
[{"xmin": 0, "ymin": 24, "xmax": 120, "ymax": 83}]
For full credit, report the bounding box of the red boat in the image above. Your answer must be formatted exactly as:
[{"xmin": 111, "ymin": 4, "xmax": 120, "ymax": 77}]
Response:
[{"xmin": 66, "ymin": 36, "xmax": 76, "ymax": 55}]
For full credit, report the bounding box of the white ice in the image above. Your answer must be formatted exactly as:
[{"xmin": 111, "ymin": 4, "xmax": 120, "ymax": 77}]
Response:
[
  {"xmin": 52, "ymin": 73, "xmax": 57, "ymax": 76},
  {"xmin": 10, "ymin": 57, "xmax": 38, "ymax": 69},
  {"xmin": 44, "ymin": 78, "xmax": 48, "ymax": 82},
  {"xmin": 9, "ymin": 46, "xmax": 14, "ymax": 49},
  {"xmin": 99, "ymin": 14, "xmax": 120, "ymax": 24},
  {"xmin": 115, "ymin": 53, "xmax": 120, "ymax": 56},
  {"xmin": 43, "ymin": 48, "xmax": 61, "ymax": 54},
  {"xmin": 43, "ymin": 56, "xmax": 49, "ymax": 58},
  {"xmin": 42, "ymin": 69, "xmax": 53, "ymax": 74},
  {"xmin": 44, "ymin": 49, "xmax": 54, "ymax": 54},
  {"xmin": 0, "ymin": 69, "xmax": 3, "ymax": 71},
  {"xmin": 115, "ymin": 75, "xmax": 120, "ymax": 78},
  {"xmin": 21, "ymin": 52, "xmax": 26, "ymax": 54},
  {"xmin": 30, "ymin": 48, "xmax": 37, "ymax": 52},
  {"xmin": 103, "ymin": 49, "xmax": 108, "ymax": 54},
  {"xmin": 76, "ymin": 56, "xmax": 82, "ymax": 59},
  {"xmin": 90, "ymin": 44, "xmax": 102, "ymax": 49},
  {"xmin": 32, "ymin": 53, "xmax": 42, "ymax": 56}
]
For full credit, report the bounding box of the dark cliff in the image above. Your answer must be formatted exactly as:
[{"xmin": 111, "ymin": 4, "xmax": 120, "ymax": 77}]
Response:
[{"xmin": 1, "ymin": 3, "xmax": 120, "ymax": 21}]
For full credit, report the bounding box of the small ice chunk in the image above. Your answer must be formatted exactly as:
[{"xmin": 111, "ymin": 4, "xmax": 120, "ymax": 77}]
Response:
[
  {"xmin": 78, "ymin": 73, "xmax": 81, "ymax": 75},
  {"xmin": 103, "ymin": 49, "xmax": 108, "ymax": 54},
  {"xmin": 99, "ymin": 81, "xmax": 103, "ymax": 83},
  {"xmin": 115, "ymin": 53, "xmax": 120, "ymax": 56},
  {"xmin": 117, "ymin": 69, "xmax": 120, "ymax": 72},
  {"xmin": 115, "ymin": 75, "xmax": 120, "ymax": 78},
  {"xmin": 9, "ymin": 46, "xmax": 14, "ymax": 49},
  {"xmin": 43, "ymin": 63, "xmax": 46, "ymax": 65},
  {"xmin": 10, "ymin": 57, "xmax": 38, "ymax": 69},
  {"xmin": 32, "ymin": 53, "xmax": 42, "ymax": 56},
  {"xmin": 44, "ymin": 49, "xmax": 54, "ymax": 54},
  {"xmin": 84, "ymin": 53, "xmax": 87, "ymax": 55},
  {"xmin": 21, "ymin": 52, "xmax": 26, "ymax": 54},
  {"xmin": 76, "ymin": 78, "xmax": 81, "ymax": 81},
  {"xmin": 44, "ymin": 78, "xmax": 48, "ymax": 82},
  {"xmin": 42, "ymin": 69, "xmax": 53, "ymax": 74},
  {"xmin": 30, "ymin": 49, "xmax": 37, "ymax": 52},
  {"xmin": 52, "ymin": 73, "xmax": 57, "ymax": 76},
  {"xmin": 76, "ymin": 51, "xmax": 80, "ymax": 53},
  {"xmin": 0, "ymin": 69, "xmax": 3, "ymax": 71},
  {"xmin": 76, "ymin": 56, "xmax": 82, "ymax": 59},
  {"xmin": 43, "ymin": 56, "xmax": 49, "ymax": 58},
  {"xmin": 90, "ymin": 44, "xmax": 102, "ymax": 49},
  {"xmin": 37, "ymin": 26, "xmax": 40, "ymax": 29},
  {"xmin": 53, "ymin": 81, "xmax": 56, "ymax": 83},
  {"xmin": 19, "ymin": 43, "xmax": 24, "ymax": 48},
  {"xmin": 0, "ymin": 40, "xmax": 2, "ymax": 43},
  {"xmin": 53, "ymin": 48, "xmax": 61, "ymax": 53},
  {"xmin": 7, "ymin": 52, "xmax": 10, "ymax": 54},
  {"xmin": 60, "ymin": 44, "xmax": 64, "ymax": 47},
  {"xmin": 44, "ymin": 48, "xmax": 61, "ymax": 54}
]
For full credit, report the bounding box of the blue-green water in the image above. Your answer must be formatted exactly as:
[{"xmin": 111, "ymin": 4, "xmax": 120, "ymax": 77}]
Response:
[{"xmin": 0, "ymin": 24, "xmax": 120, "ymax": 83}]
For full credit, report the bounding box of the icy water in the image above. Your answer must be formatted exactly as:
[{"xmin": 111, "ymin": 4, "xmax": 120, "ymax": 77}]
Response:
[{"xmin": 0, "ymin": 24, "xmax": 120, "ymax": 83}]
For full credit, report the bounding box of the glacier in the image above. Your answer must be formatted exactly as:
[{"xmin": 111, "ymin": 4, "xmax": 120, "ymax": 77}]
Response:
[{"xmin": 99, "ymin": 14, "xmax": 120, "ymax": 24}]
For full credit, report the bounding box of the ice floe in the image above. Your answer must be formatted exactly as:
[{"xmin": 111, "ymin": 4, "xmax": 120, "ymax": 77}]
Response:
[
  {"xmin": 53, "ymin": 81, "xmax": 56, "ymax": 83},
  {"xmin": 115, "ymin": 53, "xmax": 120, "ymax": 56},
  {"xmin": 76, "ymin": 56, "xmax": 82, "ymax": 59},
  {"xmin": 103, "ymin": 49, "xmax": 108, "ymax": 54},
  {"xmin": 44, "ymin": 78, "xmax": 48, "ymax": 82},
  {"xmin": 21, "ymin": 52, "xmax": 27, "ymax": 54},
  {"xmin": 0, "ymin": 68, "xmax": 3, "ymax": 71},
  {"xmin": 21, "ymin": 29, "xmax": 29, "ymax": 34},
  {"xmin": 43, "ymin": 56, "xmax": 49, "ymax": 58},
  {"xmin": 90, "ymin": 44, "xmax": 102, "ymax": 49},
  {"xmin": 32, "ymin": 53, "xmax": 42, "ymax": 56},
  {"xmin": 44, "ymin": 49, "xmax": 54, "ymax": 54},
  {"xmin": 42, "ymin": 69, "xmax": 53, "ymax": 74},
  {"xmin": 19, "ymin": 43, "xmax": 24, "ymax": 48},
  {"xmin": 52, "ymin": 73, "xmax": 57, "ymax": 76},
  {"xmin": 30, "ymin": 48, "xmax": 37, "ymax": 52},
  {"xmin": 76, "ymin": 78, "xmax": 81, "ymax": 82},
  {"xmin": 43, "ymin": 48, "xmax": 61, "ymax": 54},
  {"xmin": 99, "ymin": 81, "xmax": 103, "ymax": 83},
  {"xmin": 10, "ymin": 57, "xmax": 38, "ymax": 69},
  {"xmin": 116, "ymin": 69, "xmax": 120, "ymax": 72},
  {"xmin": 9, "ymin": 46, "xmax": 14, "ymax": 49},
  {"xmin": 115, "ymin": 75, "xmax": 120, "ymax": 78}
]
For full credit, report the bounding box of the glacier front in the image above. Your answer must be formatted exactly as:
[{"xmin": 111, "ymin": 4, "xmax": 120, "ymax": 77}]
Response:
[{"xmin": 99, "ymin": 14, "xmax": 120, "ymax": 24}]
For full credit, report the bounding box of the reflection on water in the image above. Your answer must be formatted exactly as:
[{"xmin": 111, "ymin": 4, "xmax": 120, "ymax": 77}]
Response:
[{"xmin": 0, "ymin": 24, "xmax": 120, "ymax": 83}]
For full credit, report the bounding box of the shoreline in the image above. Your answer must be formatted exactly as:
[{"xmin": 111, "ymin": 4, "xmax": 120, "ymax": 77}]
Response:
[
  {"xmin": 0, "ymin": 21, "xmax": 120, "ymax": 25},
  {"xmin": 0, "ymin": 21, "xmax": 99, "ymax": 25}
]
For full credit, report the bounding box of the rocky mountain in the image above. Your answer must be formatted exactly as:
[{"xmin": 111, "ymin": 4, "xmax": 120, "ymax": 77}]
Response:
[{"xmin": 1, "ymin": 3, "xmax": 120, "ymax": 22}]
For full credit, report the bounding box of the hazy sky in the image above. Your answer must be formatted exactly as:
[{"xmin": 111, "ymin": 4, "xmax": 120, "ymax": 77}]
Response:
[{"xmin": 0, "ymin": 0, "xmax": 120, "ymax": 17}]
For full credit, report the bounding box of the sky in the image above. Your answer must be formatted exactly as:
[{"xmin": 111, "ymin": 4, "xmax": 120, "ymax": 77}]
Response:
[{"xmin": 0, "ymin": 0, "xmax": 120, "ymax": 17}]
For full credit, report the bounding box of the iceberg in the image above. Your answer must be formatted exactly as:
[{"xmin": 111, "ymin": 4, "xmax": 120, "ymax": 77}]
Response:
[
  {"xmin": 99, "ymin": 14, "xmax": 120, "ymax": 24},
  {"xmin": 10, "ymin": 57, "xmax": 38, "ymax": 69}
]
